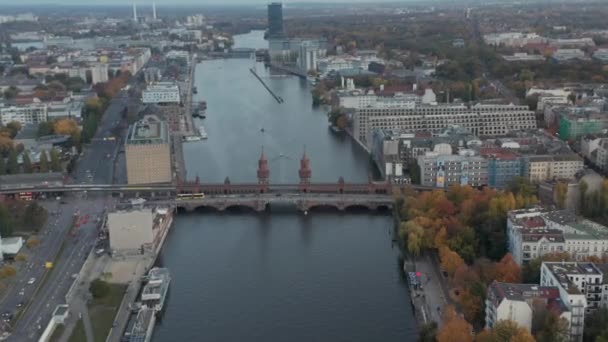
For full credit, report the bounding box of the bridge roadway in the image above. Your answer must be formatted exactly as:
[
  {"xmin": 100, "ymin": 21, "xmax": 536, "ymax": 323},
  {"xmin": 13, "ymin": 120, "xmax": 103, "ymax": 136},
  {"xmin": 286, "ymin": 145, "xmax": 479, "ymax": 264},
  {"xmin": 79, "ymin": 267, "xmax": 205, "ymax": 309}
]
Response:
[
  {"xmin": 0, "ymin": 182, "xmax": 438, "ymax": 195},
  {"xmin": 148, "ymin": 192, "xmax": 395, "ymax": 212}
]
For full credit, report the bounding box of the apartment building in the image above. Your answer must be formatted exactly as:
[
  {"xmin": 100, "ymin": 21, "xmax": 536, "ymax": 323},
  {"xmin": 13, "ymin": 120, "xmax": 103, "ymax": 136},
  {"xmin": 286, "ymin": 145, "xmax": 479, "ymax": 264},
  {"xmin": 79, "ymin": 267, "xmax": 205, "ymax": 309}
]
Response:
[
  {"xmin": 417, "ymin": 152, "xmax": 488, "ymax": 188},
  {"xmin": 355, "ymin": 103, "xmax": 536, "ymax": 148},
  {"xmin": 142, "ymin": 82, "xmax": 181, "ymax": 104},
  {"xmin": 0, "ymin": 103, "xmax": 48, "ymax": 125},
  {"xmin": 507, "ymin": 208, "xmax": 608, "ymax": 265},
  {"xmin": 485, "ymin": 281, "xmax": 565, "ymax": 331},
  {"xmin": 522, "ymin": 154, "xmax": 583, "ymax": 183},
  {"xmin": 480, "ymin": 148, "xmax": 523, "ymax": 188}
]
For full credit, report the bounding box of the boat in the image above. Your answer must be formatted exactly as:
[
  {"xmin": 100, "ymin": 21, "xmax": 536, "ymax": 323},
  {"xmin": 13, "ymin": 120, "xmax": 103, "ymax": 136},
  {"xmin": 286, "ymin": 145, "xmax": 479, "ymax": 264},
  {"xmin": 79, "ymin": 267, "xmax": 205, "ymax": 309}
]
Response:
[
  {"xmin": 183, "ymin": 135, "xmax": 201, "ymax": 142},
  {"xmin": 199, "ymin": 125, "xmax": 208, "ymax": 139},
  {"xmin": 192, "ymin": 86, "xmax": 198, "ymax": 94},
  {"xmin": 141, "ymin": 268, "xmax": 171, "ymax": 316}
]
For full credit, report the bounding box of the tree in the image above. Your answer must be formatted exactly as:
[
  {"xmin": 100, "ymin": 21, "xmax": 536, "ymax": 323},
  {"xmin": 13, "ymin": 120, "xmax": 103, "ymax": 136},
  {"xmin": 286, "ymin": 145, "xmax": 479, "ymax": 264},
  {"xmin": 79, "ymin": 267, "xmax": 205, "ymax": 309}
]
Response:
[
  {"xmin": 0, "ymin": 203, "xmax": 14, "ymax": 237},
  {"xmin": 3, "ymin": 86, "xmax": 19, "ymax": 99},
  {"xmin": 26, "ymin": 237, "xmax": 40, "ymax": 249},
  {"xmin": 495, "ymin": 253, "xmax": 522, "ymax": 283},
  {"xmin": 437, "ymin": 305, "xmax": 474, "ymax": 342},
  {"xmin": 555, "ymin": 182, "xmax": 568, "ymax": 209},
  {"xmin": 440, "ymin": 246, "xmax": 466, "ymax": 276},
  {"xmin": 22, "ymin": 152, "xmax": 32, "ymax": 173},
  {"xmin": 584, "ymin": 307, "xmax": 608, "ymax": 342},
  {"xmin": 0, "ymin": 157, "xmax": 5, "ymax": 175},
  {"xmin": 53, "ymin": 119, "xmax": 79, "ymax": 136},
  {"xmin": 90, "ymin": 278, "xmax": 110, "ymax": 298},
  {"xmin": 0, "ymin": 136, "xmax": 12, "ymax": 155},
  {"xmin": 23, "ymin": 202, "xmax": 47, "ymax": 231},
  {"xmin": 0, "ymin": 265, "xmax": 16, "ymax": 278},
  {"xmin": 418, "ymin": 321, "xmax": 437, "ymax": 342},
  {"xmin": 580, "ymin": 180, "xmax": 588, "ymax": 210},
  {"xmin": 476, "ymin": 320, "xmax": 535, "ymax": 342},
  {"xmin": 7, "ymin": 149, "xmax": 18, "ymax": 174},
  {"xmin": 50, "ymin": 149, "xmax": 62, "ymax": 172},
  {"xmin": 535, "ymin": 311, "xmax": 569, "ymax": 342},
  {"xmin": 5, "ymin": 121, "xmax": 21, "ymax": 138},
  {"xmin": 39, "ymin": 151, "xmax": 49, "ymax": 172},
  {"xmin": 37, "ymin": 122, "xmax": 55, "ymax": 137}
]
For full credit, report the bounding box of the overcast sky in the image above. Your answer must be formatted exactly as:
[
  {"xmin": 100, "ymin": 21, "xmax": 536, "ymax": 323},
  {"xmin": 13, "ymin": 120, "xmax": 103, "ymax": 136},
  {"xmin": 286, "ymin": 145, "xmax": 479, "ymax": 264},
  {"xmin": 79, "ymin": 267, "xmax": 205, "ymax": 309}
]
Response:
[{"xmin": 2, "ymin": 0, "xmax": 413, "ymax": 5}]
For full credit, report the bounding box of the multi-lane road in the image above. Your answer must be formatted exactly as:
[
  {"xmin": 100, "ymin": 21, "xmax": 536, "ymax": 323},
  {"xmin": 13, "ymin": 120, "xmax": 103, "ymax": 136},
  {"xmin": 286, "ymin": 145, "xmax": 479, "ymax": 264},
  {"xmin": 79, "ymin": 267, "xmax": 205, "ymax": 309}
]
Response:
[{"xmin": 0, "ymin": 85, "xmax": 136, "ymax": 341}]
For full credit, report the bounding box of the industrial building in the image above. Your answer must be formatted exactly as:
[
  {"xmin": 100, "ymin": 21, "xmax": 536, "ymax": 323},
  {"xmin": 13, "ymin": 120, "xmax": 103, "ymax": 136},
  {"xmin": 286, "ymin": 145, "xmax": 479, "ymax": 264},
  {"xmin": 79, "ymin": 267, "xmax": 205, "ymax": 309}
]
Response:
[{"xmin": 125, "ymin": 115, "xmax": 171, "ymax": 184}]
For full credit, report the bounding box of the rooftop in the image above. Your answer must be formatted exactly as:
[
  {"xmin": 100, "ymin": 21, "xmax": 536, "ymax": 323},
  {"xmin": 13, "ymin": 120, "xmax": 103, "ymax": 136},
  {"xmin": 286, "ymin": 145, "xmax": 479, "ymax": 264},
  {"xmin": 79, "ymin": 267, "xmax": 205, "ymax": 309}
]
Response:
[
  {"xmin": 126, "ymin": 115, "xmax": 168, "ymax": 145},
  {"xmin": 489, "ymin": 281, "xmax": 559, "ymax": 303}
]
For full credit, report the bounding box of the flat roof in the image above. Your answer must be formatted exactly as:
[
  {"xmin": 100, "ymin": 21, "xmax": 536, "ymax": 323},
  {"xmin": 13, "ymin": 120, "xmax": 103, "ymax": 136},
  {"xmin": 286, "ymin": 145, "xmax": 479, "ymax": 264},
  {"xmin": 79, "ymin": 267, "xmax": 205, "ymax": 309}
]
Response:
[{"xmin": 126, "ymin": 116, "xmax": 168, "ymax": 145}]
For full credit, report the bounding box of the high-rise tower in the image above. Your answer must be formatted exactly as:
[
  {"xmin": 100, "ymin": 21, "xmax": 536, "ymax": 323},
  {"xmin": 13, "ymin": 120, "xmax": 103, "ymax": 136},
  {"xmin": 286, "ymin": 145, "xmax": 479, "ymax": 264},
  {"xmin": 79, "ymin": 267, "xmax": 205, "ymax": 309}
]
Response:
[
  {"xmin": 267, "ymin": 3, "xmax": 285, "ymax": 39},
  {"xmin": 132, "ymin": 1, "xmax": 138, "ymax": 21},
  {"xmin": 152, "ymin": 0, "xmax": 157, "ymax": 20}
]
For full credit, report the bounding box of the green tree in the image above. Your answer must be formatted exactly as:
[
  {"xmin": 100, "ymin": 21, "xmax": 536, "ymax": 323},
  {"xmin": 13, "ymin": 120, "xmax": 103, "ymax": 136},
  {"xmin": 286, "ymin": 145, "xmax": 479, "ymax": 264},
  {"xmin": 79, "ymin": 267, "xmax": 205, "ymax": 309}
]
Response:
[
  {"xmin": 0, "ymin": 157, "xmax": 5, "ymax": 175},
  {"xmin": 3, "ymin": 86, "xmax": 19, "ymax": 99},
  {"xmin": 7, "ymin": 149, "xmax": 18, "ymax": 174},
  {"xmin": 37, "ymin": 122, "xmax": 55, "ymax": 137},
  {"xmin": 23, "ymin": 202, "xmax": 47, "ymax": 231},
  {"xmin": 22, "ymin": 152, "xmax": 32, "ymax": 173},
  {"xmin": 50, "ymin": 149, "xmax": 62, "ymax": 172},
  {"xmin": 0, "ymin": 203, "xmax": 14, "ymax": 237},
  {"xmin": 90, "ymin": 278, "xmax": 110, "ymax": 298},
  {"xmin": 5, "ymin": 122, "xmax": 21, "ymax": 138},
  {"xmin": 39, "ymin": 151, "xmax": 49, "ymax": 172},
  {"xmin": 580, "ymin": 180, "xmax": 588, "ymax": 212},
  {"xmin": 555, "ymin": 182, "xmax": 568, "ymax": 209},
  {"xmin": 418, "ymin": 321, "xmax": 437, "ymax": 342}
]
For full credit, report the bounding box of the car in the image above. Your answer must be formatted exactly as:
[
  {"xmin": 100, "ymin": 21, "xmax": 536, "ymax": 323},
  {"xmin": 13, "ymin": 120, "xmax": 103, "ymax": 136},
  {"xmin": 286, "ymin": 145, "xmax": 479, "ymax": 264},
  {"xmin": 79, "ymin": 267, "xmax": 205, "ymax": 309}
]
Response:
[
  {"xmin": 27, "ymin": 277, "xmax": 36, "ymax": 285},
  {"xmin": 16, "ymin": 302, "xmax": 23, "ymax": 308},
  {"xmin": 1, "ymin": 312, "xmax": 10, "ymax": 318},
  {"xmin": 18, "ymin": 289, "xmax": 24, "ymax": 296}
]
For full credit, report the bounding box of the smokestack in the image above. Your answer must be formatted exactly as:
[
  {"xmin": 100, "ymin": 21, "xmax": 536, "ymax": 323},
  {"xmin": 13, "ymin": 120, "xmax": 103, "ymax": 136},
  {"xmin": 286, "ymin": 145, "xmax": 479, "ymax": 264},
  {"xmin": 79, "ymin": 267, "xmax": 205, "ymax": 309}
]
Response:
[
  {"xmin": 133, "ymin": 1, "xmax": 137, "ymax": 21},
  {"xmin": 152, "ymin": 0, "xmax": 157, "ymax": 20}
]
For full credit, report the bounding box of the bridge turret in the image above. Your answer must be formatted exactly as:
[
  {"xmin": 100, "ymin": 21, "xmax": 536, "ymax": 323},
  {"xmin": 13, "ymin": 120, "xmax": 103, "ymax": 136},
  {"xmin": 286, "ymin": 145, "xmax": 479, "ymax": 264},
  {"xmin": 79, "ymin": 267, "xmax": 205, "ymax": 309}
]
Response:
[
  {"xmin": 299, "ymin": 150, "xmax": 312, "ymax": 192},
  {"xmin": 257, "ymin": 148, "xmax": 270, "ymax": 193}
]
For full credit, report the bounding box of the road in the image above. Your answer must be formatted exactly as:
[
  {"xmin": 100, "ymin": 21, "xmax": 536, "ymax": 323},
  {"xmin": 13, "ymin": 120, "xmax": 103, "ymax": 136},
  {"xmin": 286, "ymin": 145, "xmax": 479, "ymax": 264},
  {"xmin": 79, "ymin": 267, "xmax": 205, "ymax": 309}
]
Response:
[{"xmin": 1, "ymin": 82, "xmax": 136, "ymax": 341}]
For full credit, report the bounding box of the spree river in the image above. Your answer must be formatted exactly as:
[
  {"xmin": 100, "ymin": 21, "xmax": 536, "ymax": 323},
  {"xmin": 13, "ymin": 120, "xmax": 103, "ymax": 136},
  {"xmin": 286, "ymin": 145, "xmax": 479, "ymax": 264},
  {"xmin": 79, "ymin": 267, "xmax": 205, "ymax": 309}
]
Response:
[{"xmin": 152, "ymin": 31, "xmax": 417, "ymax": 342}]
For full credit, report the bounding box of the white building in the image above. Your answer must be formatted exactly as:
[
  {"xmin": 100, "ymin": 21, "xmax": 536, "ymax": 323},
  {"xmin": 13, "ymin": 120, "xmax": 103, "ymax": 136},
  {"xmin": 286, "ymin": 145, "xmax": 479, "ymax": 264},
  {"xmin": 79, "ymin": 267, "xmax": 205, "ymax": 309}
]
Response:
[
  {"xmin": 90, "ymin": 63, "xmax": 109, "ymax": 84},
  {"xmin": 502, "ymin": 53, "xmax": 545, "ymax": 62},
  {"xmin": 1, "ymin": 237, "xmax": 24, "ymax": 258},
  {"xmin": 507, "ymin": 208, "xmax": 608, "ymax": 265},
  {"xmin": 298, "ymin": 40, "xmax": 326, "ymax": 73},
  {"xmin": 0, "ymin": 103, "xmax": 48, "ymax": 126},
  {"xmin": 142, "ymin": 82, "xmax": 181, "ymax": 104},
  {"xmin": 337, "ymin": 89, "xmax": 420, "ymax": 110},
  {"xmin": 486, "ymin": 281, "xmax": 566, "ymax": 331},
  {"xmin": 354, "ymin": 103, "xmax": 536, "ymax": 148},
  {"xmin": 417, "ymin": 153, "xmax": 488, "ymax": 188},
  {"xmin": 553, "ymin": 49, "xmax": 586, "ymax": 62},
  {"xmin": 540, "ymin": 262, "xmax": 594, "ymax": 341},
  {"xmin": 483, "ymin": 32, "xmax": 547, "ymax": 47},
  {"xmin": 593, "ymin": 49, "xmax": 608, "ymax": 62}
]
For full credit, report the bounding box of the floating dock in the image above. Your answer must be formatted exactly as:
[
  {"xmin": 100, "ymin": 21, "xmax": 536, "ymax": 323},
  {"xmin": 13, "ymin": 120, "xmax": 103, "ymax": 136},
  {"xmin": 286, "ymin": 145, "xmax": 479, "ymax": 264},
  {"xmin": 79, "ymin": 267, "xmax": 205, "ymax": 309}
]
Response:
[{"xmin": 249, "ymin": 68, "xmax": 284, "ymax": 104}]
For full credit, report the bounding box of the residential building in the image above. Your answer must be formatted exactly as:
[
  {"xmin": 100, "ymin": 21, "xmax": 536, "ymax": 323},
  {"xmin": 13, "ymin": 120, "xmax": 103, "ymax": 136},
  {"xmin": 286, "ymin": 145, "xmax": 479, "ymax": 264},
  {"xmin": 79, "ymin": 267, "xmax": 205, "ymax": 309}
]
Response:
[
  {"xmin": 507, "ymin": 208, "xmax": 608, "ymax": 265},
  {"xmin": 540, "ymin": 262, "xmax": 592, "ymax": 340},
  {"xmin": 502, "ymin": 53, "xmax": 545, "ymax": 62},
  {"xmin": 581, "ymin": 136, "xmax": 608, "ymax": 172},
  {"xmin": 354, "ymin": 103, "xmax": 536, "ymax": 148},
  {"xmin": 593, "ymin": 49, "xmax": 608, "ymax": 62},
  {"xmin": 90, "ymin": 63, "xmax": 109, "ymax": 84},
  {"xmin": 483, "ymin": 32, "xmax": 547, "ymax": 47},
  {"xmin": 559, "ymin": 113, "xmax": 608, "ymax": 140},
  {"xmin": 142, "ymin": 82, "xmax": 181, "ymax": 104},
  {"xmin": 552, "ymin": 38, "xmax": 596, "ymax": 48},
  {"xmin": 417, "ymin": 152, "xmax": 488, "ymax": 188},
  {"xmin": 125, "ymin": 115, "xmax": 171, "ymax": 184},
  {"xmin": 480, "ymin": 148, "xmax": 523, "ymax": 188},
  {"xmin": 485, "ymin": 281, "xmax": 564, "ymax": 331},
  {"xmin": 553, "ymin": 49, "xmax": 586, "ymax": 62},
  {"xmin": 522, "ymin": 154, "xmax": 583, "ymax": 183},
  {"xmin": 0, "ymin": 103, "xmax": 47, "ymax": 126}
]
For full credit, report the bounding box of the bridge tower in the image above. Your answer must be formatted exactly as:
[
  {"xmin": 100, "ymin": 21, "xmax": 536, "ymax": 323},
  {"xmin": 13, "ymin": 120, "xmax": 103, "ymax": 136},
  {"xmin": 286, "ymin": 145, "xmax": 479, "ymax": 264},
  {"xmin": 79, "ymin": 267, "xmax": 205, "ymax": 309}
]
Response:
[
  {"xmin": 298, "ymin": 150, "xmax": 312, "ymax": 192},
  {"xmin": 257, "ymin": 148, "xmax": 270, "ymax": 193}
]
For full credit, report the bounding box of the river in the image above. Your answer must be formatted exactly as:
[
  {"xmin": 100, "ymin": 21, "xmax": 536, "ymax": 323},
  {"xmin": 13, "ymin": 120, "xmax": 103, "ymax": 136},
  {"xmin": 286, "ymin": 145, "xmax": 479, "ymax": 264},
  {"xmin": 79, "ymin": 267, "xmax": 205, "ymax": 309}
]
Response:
[{"xmin": 152, "ymin": 31, "xmax": 417, "ymax": 342}]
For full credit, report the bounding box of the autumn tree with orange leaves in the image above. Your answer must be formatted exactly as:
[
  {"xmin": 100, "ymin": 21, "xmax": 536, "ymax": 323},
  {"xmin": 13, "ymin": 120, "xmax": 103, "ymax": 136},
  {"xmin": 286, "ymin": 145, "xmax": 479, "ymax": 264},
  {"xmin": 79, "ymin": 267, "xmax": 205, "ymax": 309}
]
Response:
[{"xmin": 437, "ymin": 306, "xmax": 474, "ymax": 342}]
